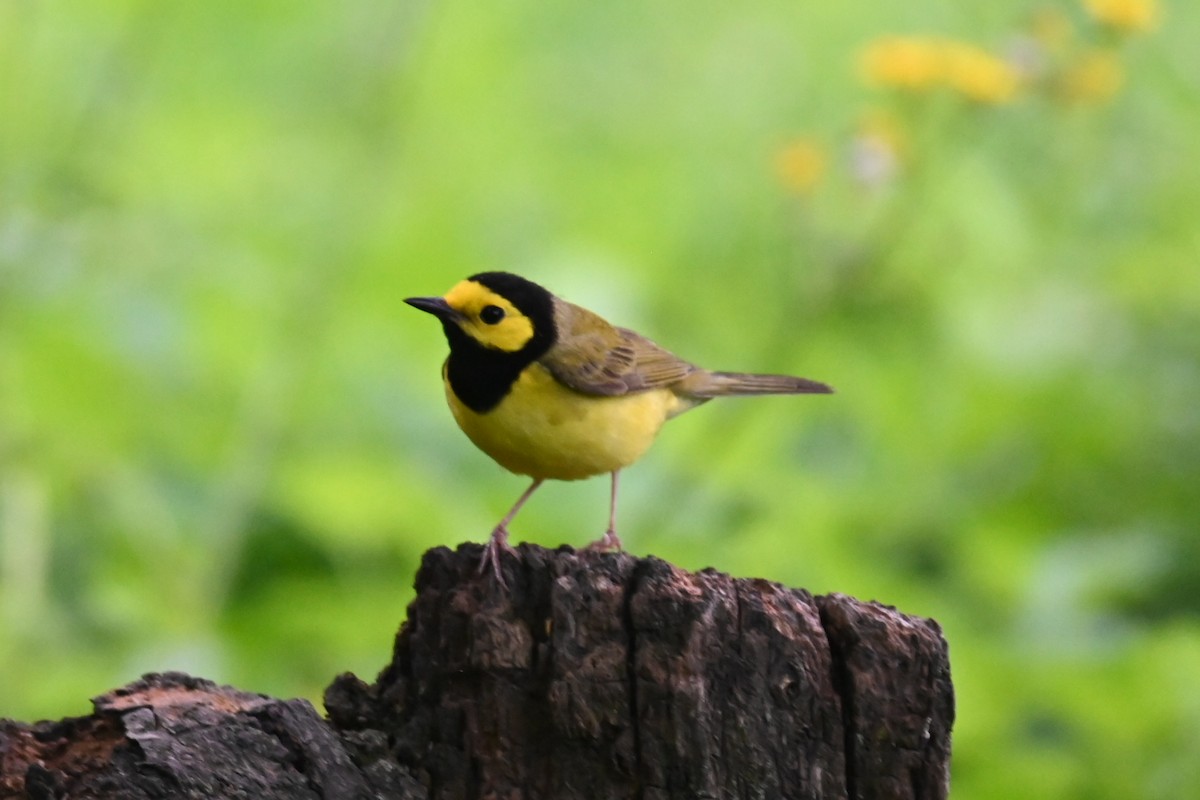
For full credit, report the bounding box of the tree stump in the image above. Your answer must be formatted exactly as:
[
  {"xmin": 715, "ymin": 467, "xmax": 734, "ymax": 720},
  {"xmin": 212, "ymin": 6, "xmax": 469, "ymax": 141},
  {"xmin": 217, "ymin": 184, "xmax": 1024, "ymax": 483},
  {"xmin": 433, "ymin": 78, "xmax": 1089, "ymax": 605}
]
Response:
[{"xmin": 1, "ymin": 544, "xmax": 954, "ymax": 799}]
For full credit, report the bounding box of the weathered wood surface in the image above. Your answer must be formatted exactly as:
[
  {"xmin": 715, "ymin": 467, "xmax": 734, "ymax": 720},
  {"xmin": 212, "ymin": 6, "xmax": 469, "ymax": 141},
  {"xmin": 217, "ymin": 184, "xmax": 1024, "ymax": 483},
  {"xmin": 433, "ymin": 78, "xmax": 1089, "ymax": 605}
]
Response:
[{"xmin": 1, "ymin": 543, "xmax": 954, "ymax": 799}]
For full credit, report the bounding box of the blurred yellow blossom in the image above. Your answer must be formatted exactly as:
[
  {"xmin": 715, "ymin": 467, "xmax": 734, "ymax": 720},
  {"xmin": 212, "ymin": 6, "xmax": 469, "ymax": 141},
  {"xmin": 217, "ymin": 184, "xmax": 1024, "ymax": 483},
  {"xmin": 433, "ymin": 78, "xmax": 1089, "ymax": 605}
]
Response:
[
  {"xmin": 860, "ymin": 36, "xmax": 944, "ymax": 91},
  {"xmin": 1083, "ymin": 0, "xmax": 1159, "ymax": 33},
  {"xmin": 1058, "ymin": 48, "xmax": 1125, "ymax": 103},
  {"xmin": 860, "ymin": 36, "xmax": 1021, "ymax": 104},
  {"xmin": 775, "ymin": 138, "xmax": 828, "ymax": 195},
  {"xmin": 942, "ymin": 42, "xmax": 1022, "ymax": 104}
]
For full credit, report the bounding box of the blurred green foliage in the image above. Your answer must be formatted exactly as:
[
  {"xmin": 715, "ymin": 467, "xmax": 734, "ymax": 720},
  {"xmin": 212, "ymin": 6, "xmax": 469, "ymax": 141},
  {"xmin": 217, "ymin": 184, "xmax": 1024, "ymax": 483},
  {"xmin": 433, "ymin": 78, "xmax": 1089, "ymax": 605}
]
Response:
[{"xmin": 2, "ymin": 2, "xmax": 1198, "ymax": 798}]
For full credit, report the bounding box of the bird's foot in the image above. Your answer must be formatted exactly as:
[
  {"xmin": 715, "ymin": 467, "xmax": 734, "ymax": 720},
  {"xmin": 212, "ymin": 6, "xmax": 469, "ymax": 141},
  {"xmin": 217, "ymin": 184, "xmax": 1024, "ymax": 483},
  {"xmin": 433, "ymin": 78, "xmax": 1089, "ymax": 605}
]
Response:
[
  {"xmin": 478, "ymin": 527, "xmax": 516, "ymax": 586},
  {"xmin": 583, "ymin": 528, "xmax": 623, "ymax": 553}
]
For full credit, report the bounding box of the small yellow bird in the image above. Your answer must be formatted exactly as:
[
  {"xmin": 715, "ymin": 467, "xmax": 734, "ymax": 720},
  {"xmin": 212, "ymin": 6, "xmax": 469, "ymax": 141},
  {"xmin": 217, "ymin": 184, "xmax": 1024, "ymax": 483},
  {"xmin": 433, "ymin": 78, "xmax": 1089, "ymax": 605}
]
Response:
[{"xmin": 406, "ymin": 272, "xmax": 832, "ymax": 579}]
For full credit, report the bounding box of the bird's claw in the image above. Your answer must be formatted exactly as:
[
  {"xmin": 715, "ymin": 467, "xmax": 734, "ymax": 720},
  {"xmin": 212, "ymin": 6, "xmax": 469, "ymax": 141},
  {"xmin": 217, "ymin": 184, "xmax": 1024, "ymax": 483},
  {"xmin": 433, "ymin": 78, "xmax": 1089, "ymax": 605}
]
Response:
[
  {"xmin": 583, "ymin": 529, "xmax": 623, "ymax": 553},
  {"xmin": 478, "ymin": 526, "xmax": 516, "ymax": 586}
]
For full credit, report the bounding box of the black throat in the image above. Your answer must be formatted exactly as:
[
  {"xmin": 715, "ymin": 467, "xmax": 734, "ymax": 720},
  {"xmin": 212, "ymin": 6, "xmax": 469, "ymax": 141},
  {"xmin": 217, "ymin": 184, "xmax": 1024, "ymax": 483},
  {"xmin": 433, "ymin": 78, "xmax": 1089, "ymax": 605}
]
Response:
[{"xmin": 443, "ymin": 272, "xmax": 557, "ymax": 413}]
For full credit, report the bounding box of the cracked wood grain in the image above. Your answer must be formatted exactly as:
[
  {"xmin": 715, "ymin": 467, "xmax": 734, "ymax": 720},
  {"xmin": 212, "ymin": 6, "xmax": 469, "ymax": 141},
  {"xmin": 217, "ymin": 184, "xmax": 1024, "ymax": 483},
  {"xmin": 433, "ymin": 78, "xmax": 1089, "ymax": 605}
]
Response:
[
  {"xmin": 330, "ymin": 544, "xmax": 953, "ymax": 800},
  {"xmin": 1, "ymin": 544, "xmax": 954, "ymax": 799}
]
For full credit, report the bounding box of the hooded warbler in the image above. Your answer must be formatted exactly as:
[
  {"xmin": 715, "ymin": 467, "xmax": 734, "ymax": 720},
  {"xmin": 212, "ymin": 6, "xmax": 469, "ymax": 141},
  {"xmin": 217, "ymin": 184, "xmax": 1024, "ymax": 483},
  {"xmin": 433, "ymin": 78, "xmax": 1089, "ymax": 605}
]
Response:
[{"xmin": 406, "ymin": 272, "xmax": 832, "ymax": 579}]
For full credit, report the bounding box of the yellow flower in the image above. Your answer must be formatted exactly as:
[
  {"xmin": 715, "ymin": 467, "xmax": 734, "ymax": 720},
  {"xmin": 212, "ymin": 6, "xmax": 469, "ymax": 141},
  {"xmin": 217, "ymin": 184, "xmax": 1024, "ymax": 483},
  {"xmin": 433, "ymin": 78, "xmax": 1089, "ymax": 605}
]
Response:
[
  {"xmin": 1058, "ymin": 49, "xmax": 1125, "ymax": 103},
  {"xmin": 1083, "ymin": 0, "xmax": 1159, "ymax": 32},
  {"xmin": 860, "ymin": 36, "xmax": 943, "ymax": 91},
  {"xmin": 859, "ymin": 35, "xmax": 1021, "ymax": 104},
  {"xmin": 942, "ymin": 42, "xmax": 1021, "ymax": 104},
  {"xmin": 775, "ymin": 138, "xmax": 827, "ymax": 195}
]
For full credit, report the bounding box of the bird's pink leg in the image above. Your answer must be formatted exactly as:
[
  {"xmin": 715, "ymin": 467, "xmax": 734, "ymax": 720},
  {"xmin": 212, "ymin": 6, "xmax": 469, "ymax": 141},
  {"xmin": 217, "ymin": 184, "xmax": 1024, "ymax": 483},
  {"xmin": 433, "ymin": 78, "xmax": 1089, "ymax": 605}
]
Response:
[
  {"xmin": 479, "ymin": 478, "xmax": 543, "ymax": 584},
  {"xmin": 585, "ymin": 471, "xmax": 623, "ymax": 552}
]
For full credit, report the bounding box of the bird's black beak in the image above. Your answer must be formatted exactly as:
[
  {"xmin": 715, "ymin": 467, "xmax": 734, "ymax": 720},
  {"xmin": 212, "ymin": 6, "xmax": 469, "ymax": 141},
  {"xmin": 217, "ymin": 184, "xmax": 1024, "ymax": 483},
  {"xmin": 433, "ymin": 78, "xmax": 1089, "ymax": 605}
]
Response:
[{"xmin": 405, "ymin": 296, "xmax": 463, "ymax": 322}]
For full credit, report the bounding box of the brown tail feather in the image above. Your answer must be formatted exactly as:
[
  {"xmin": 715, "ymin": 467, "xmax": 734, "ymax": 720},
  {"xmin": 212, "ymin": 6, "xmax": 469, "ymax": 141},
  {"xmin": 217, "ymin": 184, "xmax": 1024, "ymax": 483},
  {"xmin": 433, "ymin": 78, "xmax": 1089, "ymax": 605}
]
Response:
[{"xmin": 684, "ymin": 370, "xmax": 834, "ymax": 398}]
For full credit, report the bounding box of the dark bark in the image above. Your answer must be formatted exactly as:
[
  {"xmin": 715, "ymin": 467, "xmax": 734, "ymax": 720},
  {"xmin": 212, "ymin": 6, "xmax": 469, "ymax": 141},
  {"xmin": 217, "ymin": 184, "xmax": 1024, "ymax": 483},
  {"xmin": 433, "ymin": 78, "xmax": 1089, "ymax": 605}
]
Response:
[{"xmin": 1, "ymin": 544, "xmax": 954, "ymax": 799}]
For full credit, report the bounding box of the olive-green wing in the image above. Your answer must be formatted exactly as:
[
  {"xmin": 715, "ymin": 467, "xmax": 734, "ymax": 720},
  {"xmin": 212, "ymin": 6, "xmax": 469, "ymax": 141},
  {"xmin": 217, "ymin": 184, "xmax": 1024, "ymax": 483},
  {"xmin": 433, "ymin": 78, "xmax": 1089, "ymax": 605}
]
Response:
[{"xmin": 542, "ymin": 303, "xmax": 698, "ymax": 396}]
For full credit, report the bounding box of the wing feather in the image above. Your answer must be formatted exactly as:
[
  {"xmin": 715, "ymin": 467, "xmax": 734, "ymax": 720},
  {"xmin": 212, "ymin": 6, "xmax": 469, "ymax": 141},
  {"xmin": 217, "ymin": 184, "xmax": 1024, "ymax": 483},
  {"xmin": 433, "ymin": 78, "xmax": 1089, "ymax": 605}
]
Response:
[{"xmin": 541, "ymin": 303, "xmax": 698, "ymax": 396}]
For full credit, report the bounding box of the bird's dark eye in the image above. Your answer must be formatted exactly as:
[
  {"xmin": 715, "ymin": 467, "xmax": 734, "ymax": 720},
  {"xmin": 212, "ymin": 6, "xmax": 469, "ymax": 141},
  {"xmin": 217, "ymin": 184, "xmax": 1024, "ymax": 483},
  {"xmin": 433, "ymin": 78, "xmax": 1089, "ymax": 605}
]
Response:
[{"xmin": 480, "ymin": 305, "xmax": 506, "ymax": 324}]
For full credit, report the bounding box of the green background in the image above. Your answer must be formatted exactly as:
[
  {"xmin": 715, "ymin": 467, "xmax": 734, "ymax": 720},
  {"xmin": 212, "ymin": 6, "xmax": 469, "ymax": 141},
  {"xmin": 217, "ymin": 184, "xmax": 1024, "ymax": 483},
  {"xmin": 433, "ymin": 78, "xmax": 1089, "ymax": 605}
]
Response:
[{"xmin": 2, "ymin": 2, "xmax": 1198, "ymax": 798}]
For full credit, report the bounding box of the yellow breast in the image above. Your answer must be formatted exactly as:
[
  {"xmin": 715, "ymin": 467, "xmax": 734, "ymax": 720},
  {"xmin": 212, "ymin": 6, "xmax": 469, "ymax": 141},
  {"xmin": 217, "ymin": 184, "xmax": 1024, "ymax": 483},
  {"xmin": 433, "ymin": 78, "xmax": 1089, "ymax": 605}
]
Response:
[{"xmin": 445, "ymin": 362, "xmax": 684, "ymax": 480}]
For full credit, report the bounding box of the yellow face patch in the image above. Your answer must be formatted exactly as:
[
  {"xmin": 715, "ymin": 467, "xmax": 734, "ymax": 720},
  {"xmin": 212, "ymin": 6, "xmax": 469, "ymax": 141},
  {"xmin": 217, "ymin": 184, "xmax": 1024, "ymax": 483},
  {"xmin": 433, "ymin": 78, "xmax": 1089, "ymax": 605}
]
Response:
[{"xmin": 443, "ymin": 280, "xmax": 536, "ymax": 352}]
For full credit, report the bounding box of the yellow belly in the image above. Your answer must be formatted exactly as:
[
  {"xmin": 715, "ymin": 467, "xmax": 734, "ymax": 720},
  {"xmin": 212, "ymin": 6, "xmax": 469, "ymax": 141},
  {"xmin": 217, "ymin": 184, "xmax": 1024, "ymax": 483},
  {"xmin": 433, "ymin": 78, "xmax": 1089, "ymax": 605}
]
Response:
[{"xmin": 445, "ymin": 363, "xmax": 685, "ymax": 480}]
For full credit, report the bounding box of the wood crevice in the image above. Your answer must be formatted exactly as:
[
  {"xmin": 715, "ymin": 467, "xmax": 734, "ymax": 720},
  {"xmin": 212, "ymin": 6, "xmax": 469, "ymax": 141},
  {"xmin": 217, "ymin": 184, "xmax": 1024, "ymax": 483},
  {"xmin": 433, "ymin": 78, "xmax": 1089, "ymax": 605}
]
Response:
[{"xmin": 1, "ymin": 543, "xmax": 954, "ymax": 799}]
